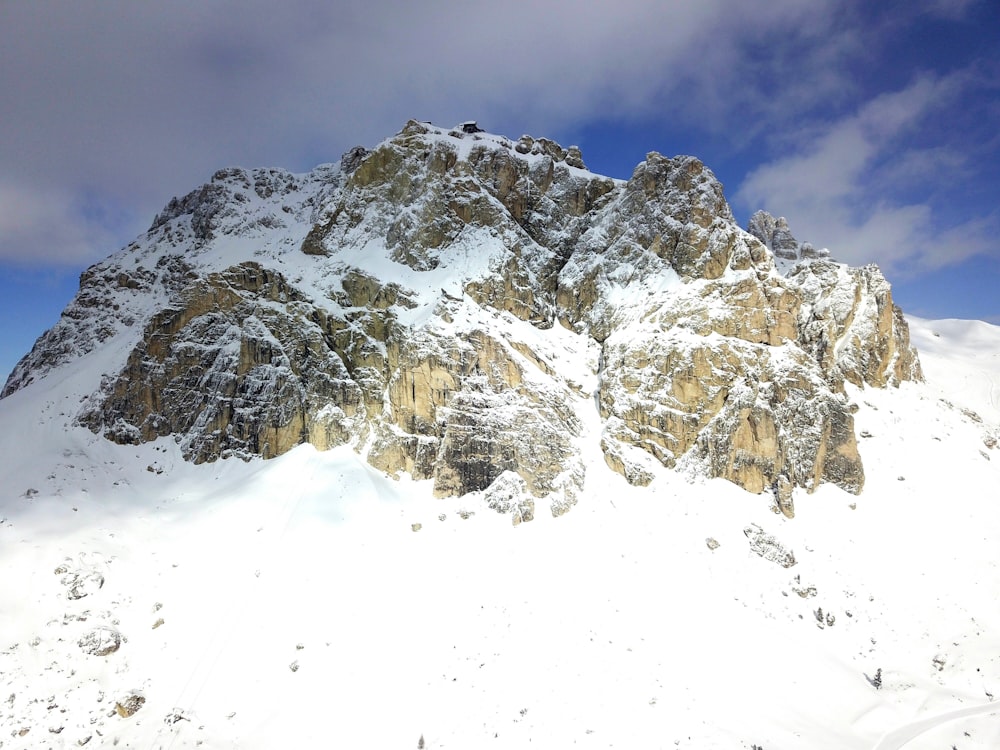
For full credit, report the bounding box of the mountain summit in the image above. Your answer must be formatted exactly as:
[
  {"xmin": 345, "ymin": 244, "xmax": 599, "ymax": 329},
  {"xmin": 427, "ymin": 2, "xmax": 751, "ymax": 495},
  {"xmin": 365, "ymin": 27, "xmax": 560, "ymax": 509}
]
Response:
[{"xmin": 3, "ymin": 120, "xmax": 921, "ymax": 515}]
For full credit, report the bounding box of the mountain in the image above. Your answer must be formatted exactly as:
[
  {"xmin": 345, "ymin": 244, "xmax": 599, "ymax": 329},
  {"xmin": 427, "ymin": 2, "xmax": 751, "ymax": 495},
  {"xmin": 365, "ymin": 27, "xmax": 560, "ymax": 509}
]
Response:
[
  {"xmin": 4, "ymin": 119, "xmax": 920, "ymax": 518},
  {"xmin": 1, "ymin": 122, "xmax": 997, "ymax": 749}
]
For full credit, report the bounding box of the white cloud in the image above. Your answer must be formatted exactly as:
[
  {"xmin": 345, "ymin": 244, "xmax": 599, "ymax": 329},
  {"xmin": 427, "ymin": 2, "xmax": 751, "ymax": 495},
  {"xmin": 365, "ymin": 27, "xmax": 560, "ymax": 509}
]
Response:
[
  {"xmin": 0, "ymin": 1, "xmax": 699, "ymax": 163},
  {"xmin": 0, "ymin": 0, "xmax": 849, "ymax": 267},
  {"xmin": 921, "ymin": 0, "xmax": 980, "ymax": 19},
  {"xmin": 0, "ymin": 0, "xmax": 994, "ymax": 279},
  {"xmin": 0, "ymin": 182, "xmax": 121, "ymax": 267},
  {"xmin": 734, "ymin": 73, "xmax": 998, "ymax": 274}
]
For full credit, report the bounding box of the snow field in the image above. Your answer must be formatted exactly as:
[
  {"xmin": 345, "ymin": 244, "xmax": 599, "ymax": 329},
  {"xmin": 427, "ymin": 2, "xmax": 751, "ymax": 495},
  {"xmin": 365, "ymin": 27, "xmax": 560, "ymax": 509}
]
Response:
[{"xmin": 2, "ymin": 315, "xmax": 1000, "ymax": 749}]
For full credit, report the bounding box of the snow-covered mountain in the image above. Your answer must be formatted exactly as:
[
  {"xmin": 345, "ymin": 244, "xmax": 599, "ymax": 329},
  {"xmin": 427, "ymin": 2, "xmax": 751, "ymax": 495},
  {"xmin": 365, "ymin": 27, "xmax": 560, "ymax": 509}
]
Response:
[
  {"xmin": 1, "ymin": 121, "xmax": 997, "ymax": 749},
  {"xmin": 4, "ymin": 119, "xmax": 919, "ymax": 516}
]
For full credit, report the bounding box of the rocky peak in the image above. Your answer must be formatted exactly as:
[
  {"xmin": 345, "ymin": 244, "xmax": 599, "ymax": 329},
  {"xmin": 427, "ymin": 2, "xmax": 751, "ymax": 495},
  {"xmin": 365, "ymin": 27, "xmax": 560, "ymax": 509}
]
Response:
[
  {"xmin": 748, "ymin": 210, "xmax": 829, "ymax": 262},
  {"xmin": 339, "ymin": 146, "xmax": 369, "ymax": 175},
  {"xmin": 4, "ymin": 120, "xmax": 922, "ymax": 515}
]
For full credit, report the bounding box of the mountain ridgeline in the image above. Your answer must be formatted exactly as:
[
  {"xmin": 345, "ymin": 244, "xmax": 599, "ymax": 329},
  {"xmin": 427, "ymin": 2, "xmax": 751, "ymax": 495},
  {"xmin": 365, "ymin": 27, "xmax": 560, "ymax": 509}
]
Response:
[{"xmin": 3, "ymin": 120, "xmax": 920, "ymax": 515}]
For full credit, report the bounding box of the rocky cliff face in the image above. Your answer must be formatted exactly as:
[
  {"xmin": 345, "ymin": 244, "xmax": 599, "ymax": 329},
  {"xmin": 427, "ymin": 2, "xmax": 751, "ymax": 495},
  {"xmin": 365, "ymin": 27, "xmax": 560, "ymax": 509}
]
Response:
[{"xmin": 3, "ymin": 120, "xmax": 921, "ymax": 514}]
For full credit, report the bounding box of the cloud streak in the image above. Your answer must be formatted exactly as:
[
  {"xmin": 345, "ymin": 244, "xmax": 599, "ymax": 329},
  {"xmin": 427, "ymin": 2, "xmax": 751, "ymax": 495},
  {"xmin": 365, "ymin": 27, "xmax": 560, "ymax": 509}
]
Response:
[
  {"xmin": 0, "ymin": 182, "xmax": 121, "ymax": 268},
  {"xmin": 734, "ymin": 71, "xmax": 999, "ymax": 274},
  {"xmin": 0, "ymin": 0, "xmax": 996, "ymax": 281},
  {"xmin": 1, "ymin": 0, "xmax": 852, "ymax": 264}
]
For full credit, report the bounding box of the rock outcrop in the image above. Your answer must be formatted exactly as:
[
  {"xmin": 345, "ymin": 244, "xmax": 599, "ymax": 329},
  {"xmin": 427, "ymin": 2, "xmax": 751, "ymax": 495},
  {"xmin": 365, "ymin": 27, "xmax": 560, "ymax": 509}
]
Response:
[
  {"xmin": 3, "ymin": 120, "xmax": 922, "ymax": 513},
  {"xmin": 748, "ymin": 210, "xmax": 829, "ymax": 262}
]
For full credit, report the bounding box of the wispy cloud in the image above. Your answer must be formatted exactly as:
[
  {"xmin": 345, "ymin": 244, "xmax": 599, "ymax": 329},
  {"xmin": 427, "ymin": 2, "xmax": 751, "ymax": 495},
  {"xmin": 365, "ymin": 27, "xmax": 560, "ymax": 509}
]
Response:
[
  {"xmin": 921, "ymin": 0, "xmax": 980, "ymax": 19},
  {"xmin": 0, "ymin": 0, "xmax": 850, "ymax": 267},
  {"xmin": 0, "ymin": 0, "xmax": 996, "ymax": 279},
  {"xmin": 734, "ymin": 71, "xmax": 999, "ymax": 274},
  {"xmin": 0, "ymin": 182, "xmax": 123, "ymax": 268}
]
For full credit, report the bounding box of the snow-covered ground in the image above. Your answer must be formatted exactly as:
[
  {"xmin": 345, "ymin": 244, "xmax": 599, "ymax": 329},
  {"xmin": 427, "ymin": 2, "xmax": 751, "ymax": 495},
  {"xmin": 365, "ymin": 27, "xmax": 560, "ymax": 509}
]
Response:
[{"xmin": 1, "ymin": 314, "xmax": 998, "ymax": 749}]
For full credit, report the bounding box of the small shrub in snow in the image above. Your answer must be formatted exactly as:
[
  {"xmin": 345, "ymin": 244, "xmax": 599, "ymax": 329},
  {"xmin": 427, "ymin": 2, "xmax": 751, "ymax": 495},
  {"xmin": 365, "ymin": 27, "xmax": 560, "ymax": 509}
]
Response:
[
  {"xmin": 867, "ymin": 668, "xmax": 882, "ymax": 690},
  {"xmin": 164, "ymin": 709, "xmax": 191, "ymax": 725}
]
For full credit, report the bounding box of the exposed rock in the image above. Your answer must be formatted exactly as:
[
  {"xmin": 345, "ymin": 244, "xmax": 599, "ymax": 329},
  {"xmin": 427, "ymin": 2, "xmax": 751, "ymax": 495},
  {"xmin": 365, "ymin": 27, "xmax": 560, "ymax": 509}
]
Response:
[
  {"xmin": 599, "ymin": 330, "xmax": 865, "ymax": 494},
  {"xmin": 748, "ymin": 210, "xmax": 829, "ymax": 262},
  {"xmin": 744, "ymin": 524, "xmax": 796, "ymax": 568},
  {"xmin": 601, "ymin": 432, "xmax": 655, "ymax": 487},
  {"xmin": 792, "ymin": 584, "xmax": 817, "ymax": 598},
  {"xmin": 792, "ymin": 259, "xmax": 922, "ymax": 387},
  {"xmin": 78, "ymin": 262, "xmax": 368, "ymax": 463},
  {"xmin": 511, "ymin": 503, "xmax": 534, "ymax": 526},
  {"xmin": 773, "ymin": 475, "xmax": 795, "ymax": 518},
  {"xmin": 565, "ymin": 145, "xmax": 587, "ymax": 170},
  {"xmin": 61, "ymin": 570, "xmax": 105, "ymax": 601},
  {"xmin": 4, "ymin": 120, "xmax": 922, "ymax": 508},
  {"xmin": 78, "ymin": 626, "xmax": 122, "ymax": 656},
  {"xmin": 115, "ymin": 693, "xmax": 145, "ymax": 718},
  {"xmin": 482, "ymin": 471, "xmax": 536, "ymax": 524},
  {"xmin": 340, "ymin": 146, "xmax": 369, "ymax": 175}
]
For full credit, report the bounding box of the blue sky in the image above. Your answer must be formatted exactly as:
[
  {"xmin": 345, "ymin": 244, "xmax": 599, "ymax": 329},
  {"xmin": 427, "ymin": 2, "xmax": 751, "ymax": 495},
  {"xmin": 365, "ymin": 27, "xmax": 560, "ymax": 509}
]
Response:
[{"xmin": 1, "ymin": 0, "xmax": 998, "ymax": 381}]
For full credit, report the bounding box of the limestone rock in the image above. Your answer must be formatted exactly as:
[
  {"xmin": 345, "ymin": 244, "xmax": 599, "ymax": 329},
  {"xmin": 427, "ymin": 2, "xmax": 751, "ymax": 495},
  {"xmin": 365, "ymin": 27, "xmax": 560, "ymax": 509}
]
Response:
[
  {"xmin": 78, "ymin": 627, "xmax": 122, "ymax": 656},
  {"xmin": 773, "ymin": 475, "xmax": 795, "ymax": 518},
  {"xmin": 565, "ymin": 145, "xmax": 586, "ymax": 170},
  {"xmin": 744, "ymin": 524, "xmax": 796, "ymax": 568},
  {"xmin": 599, "ymin": 329, "xmax": 865, "ymax": 494},
  {"xmin": 4, "ymin": 120, "xmax": 923, "ymax": 508},
  {"xmin": 115, "ymin": 693, "xmax": 145, "ymax": 718},
  {"xmin": 79, "ymin": 262, "xmax": 368, "ymax": 462},
  {"xmin": 340, "ymin": 145, "xmax": 369, "ymax": 175},
  {"xmin": 747, "ymin": 210, "xmax": 830, "ymax": 262},
  {"xmin": 600, "ymin": 431, "xmax": 656, "ymax": 487},
  {"xmin": 482, "ymin": 471, "xmax": 536, "ymax": 524},
  {"xmin": 792, "ymin": 259, "xmax": 922, "ymax": 387}
]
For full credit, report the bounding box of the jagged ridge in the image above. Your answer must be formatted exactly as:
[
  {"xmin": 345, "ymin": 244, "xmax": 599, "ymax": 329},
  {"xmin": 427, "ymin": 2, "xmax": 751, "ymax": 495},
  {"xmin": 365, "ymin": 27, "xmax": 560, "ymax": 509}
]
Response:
[{"xmin": 3, "ymin": 120, "xmax": 921, "ymax": 514}]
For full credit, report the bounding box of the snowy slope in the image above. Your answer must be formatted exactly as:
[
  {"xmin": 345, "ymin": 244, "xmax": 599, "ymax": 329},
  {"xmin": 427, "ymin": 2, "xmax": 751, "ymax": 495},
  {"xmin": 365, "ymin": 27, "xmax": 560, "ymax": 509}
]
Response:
[
  {"xmin": 0, "ymin": 120, "xmax": 993, "ymax": 748},
  {"xmin": 1, "ymin": 314, "xmax": 998, "ymax": 749}
]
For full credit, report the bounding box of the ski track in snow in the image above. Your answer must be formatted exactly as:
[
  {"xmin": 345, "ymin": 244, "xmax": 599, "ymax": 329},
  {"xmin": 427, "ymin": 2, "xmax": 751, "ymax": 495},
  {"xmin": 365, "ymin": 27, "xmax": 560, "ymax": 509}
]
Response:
[{"xmin": 871, "ymin": 700, "xmax": 1000, "ymax": 750}]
